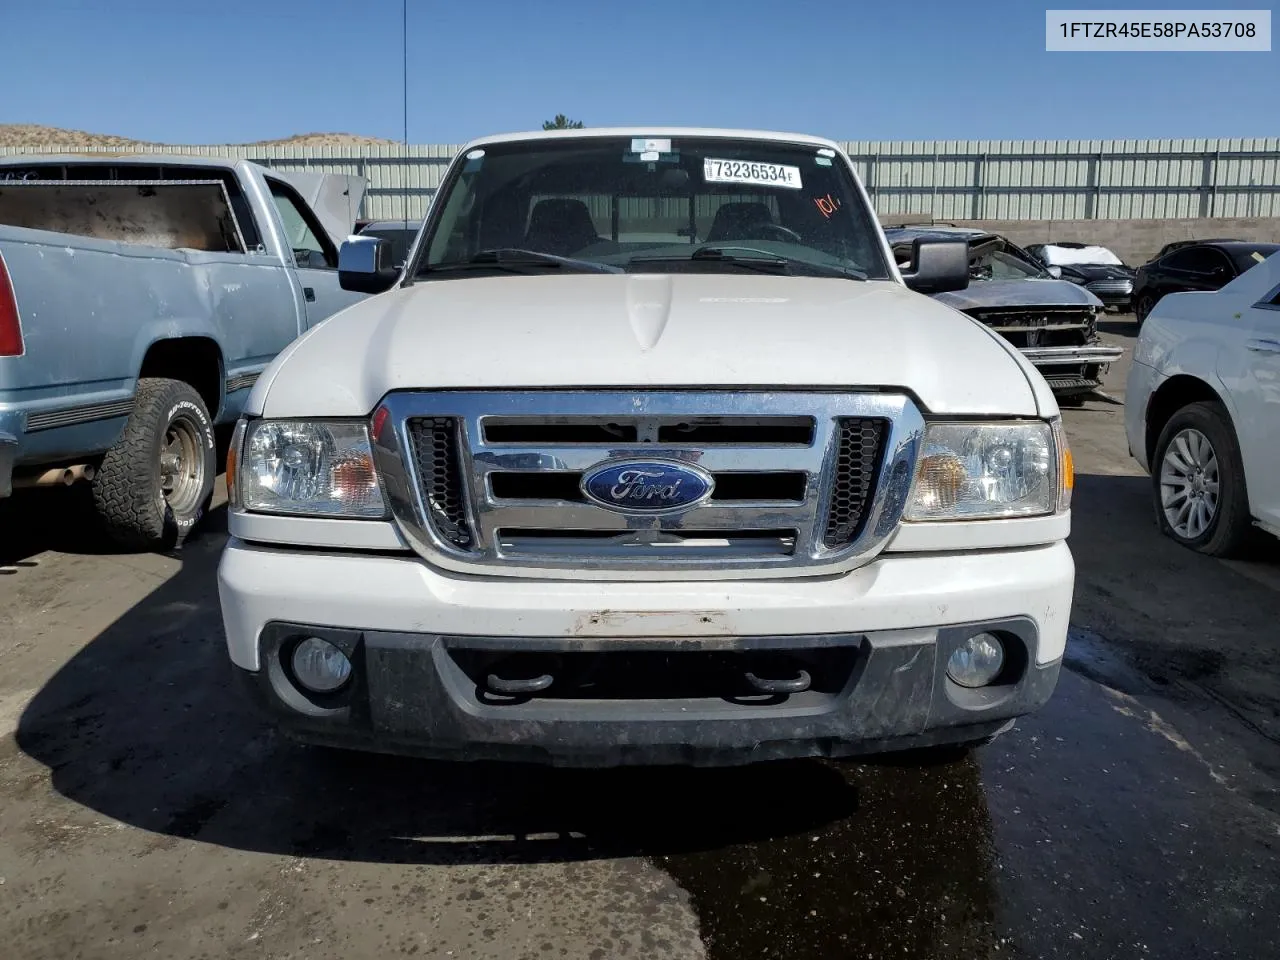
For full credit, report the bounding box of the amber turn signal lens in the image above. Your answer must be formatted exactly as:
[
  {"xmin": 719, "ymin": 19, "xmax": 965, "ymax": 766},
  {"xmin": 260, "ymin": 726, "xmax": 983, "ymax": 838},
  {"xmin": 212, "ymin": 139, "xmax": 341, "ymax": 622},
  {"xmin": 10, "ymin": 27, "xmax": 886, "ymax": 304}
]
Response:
[
  {"xmin": 332, "ymin": 455, "xmax": 379, "ymax": 503},
  {"xmin": 224, "ymin": 419, "xmax": 246, "ymax": 507},
  {"xmin": 915, "ymin": 453, "xmax": 968, "ymax": 509},
  {"xmin": 1054, "ymin": 420, "xmax": 1074, "ymax": 512}
]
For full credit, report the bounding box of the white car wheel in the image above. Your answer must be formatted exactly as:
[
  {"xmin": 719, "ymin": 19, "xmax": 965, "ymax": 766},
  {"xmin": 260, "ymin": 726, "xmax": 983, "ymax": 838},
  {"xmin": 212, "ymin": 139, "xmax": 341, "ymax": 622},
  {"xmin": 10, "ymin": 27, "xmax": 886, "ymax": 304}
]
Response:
[
  {"xmin": 1151, "ymin": 401, "xmax": 1253, "ymax": 557},
  {"xmin": 1159, "ymin": 427, "xmax": 1219, "ymax": 539}
]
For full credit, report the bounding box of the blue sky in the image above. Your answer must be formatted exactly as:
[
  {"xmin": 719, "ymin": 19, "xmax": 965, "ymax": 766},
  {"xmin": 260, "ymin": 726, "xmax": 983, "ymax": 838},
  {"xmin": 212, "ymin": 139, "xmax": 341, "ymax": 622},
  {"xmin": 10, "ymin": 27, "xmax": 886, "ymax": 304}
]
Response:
[{"xmin": 2, "ymin": 0, "xmax": 1275, "ymax": 144}]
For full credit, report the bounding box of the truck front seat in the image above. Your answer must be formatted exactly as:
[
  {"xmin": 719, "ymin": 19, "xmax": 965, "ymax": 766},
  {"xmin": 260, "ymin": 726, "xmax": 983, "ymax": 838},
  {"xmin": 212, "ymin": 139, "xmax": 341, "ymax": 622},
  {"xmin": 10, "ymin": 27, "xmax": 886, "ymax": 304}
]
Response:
[
  {"xmin": 705, "ymin": 202, "xmax": 774, "ymax": 243},
  {"xmin": 523, "ymin": 199, "xmax": 602, "ymax": 257}
]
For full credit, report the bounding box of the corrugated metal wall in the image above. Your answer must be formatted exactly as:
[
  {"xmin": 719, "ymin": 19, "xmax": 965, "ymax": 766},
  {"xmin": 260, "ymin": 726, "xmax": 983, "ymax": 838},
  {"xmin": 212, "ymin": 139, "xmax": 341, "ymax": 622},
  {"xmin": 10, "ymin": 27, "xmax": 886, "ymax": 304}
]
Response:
[
  {"xmin": 3, "ymin": 138, "xmax": 1277, "ymax": 221},
  {"xmin": 845, "ymin": 138, "xmax": 1279, "ymax": 220}
]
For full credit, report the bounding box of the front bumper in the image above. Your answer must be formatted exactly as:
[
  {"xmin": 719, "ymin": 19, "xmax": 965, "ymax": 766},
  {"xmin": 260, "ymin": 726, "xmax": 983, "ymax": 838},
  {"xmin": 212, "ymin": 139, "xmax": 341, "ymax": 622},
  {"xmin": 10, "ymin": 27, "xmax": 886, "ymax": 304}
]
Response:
[
  {"xmin": 0, "ymin": 430, "xmax": 16, "ymax": 498},
  {"xmin": 218, "ymin": 538, "xmax": 1073, "ymax": 766},
  {"xmin": 1084, "ymin": 285, "xmax": 1134, "ymax": 311},
  {"xmin": 1020, "ymin": 344, "xmax": 1125, "ymax": 367},
  {"xmin": 1021, "ymin": 343, "xmax": 1126, "ymax": 394}
]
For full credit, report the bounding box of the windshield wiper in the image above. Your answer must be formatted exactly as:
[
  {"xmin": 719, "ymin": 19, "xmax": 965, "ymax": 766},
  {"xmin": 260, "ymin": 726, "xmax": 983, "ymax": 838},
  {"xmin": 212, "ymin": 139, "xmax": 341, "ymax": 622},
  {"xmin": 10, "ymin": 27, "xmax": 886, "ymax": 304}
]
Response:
[
  {"xmin": 630, "ymin": 245, "xmax": 866, "ymax": 281},
  {"xmin": 426, "ymin": 248, "xmax": 622, "ymax": 275}
]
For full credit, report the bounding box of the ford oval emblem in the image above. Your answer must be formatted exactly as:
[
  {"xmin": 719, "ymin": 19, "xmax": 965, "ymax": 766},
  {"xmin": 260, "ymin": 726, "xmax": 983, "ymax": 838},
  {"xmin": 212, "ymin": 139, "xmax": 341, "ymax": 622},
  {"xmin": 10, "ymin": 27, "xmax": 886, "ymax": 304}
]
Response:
[{"xmin": 580, "ymin": 459, "xmax": 714, "ymax": 514}]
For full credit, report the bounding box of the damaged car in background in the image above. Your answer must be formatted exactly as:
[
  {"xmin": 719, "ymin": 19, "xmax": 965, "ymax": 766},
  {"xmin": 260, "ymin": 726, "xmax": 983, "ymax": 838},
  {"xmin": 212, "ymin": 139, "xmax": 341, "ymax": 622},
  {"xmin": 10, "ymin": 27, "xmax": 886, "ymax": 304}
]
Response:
[
  {"xmin": 1025, "ymin": 241, "xmax": 1135, "ymax": 312},
  {"xmin": 884, "ymin": 226, "xmax": 1122, "ymax": 400}
]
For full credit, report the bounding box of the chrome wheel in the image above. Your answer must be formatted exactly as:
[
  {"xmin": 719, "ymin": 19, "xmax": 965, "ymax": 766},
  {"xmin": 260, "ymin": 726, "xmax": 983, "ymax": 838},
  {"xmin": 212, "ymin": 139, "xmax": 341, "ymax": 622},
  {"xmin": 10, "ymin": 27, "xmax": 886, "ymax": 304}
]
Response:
[
  {"xmin": 158, "ymin": 415, "xmax": 205, "ymax": 516},
  {"xmin": 1159, "ymin": 427, "xmax": 1220, "ymax": 540}
]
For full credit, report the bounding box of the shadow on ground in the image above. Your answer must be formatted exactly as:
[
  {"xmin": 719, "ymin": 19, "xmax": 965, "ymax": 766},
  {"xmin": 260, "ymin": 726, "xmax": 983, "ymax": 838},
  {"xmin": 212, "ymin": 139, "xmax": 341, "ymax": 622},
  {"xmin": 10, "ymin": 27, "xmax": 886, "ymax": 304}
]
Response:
[
  {"xmin": 0, "ymin": 486, "xmax": 114, "ymax": 567},
  {"xmin": 13, "ymin": 508, "xmax": 1005, "ymax": 956},
  {"xmin": 13, "ymin": 518, "xmax": 989, "ymax": 855}
]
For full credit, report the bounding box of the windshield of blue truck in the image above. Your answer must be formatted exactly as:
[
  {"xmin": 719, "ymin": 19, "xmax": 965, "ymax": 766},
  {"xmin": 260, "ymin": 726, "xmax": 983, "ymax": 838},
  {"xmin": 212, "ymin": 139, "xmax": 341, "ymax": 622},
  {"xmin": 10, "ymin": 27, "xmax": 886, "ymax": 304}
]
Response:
[{"xmin": 414, "ymin": 136, "xmax": 892, "ymax": 280}]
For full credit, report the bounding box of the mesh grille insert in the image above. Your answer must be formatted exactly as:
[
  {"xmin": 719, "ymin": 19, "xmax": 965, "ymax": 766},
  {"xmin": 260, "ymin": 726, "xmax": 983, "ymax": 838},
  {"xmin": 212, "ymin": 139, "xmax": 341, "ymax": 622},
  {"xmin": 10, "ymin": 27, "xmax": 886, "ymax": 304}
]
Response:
[
  {"xmin": 407, "ymin": 417, "xmax": 472, "ymax": 548},
  {"xmin": 822, "ymin": 418, "xmax": 887, "ymax": 548}
]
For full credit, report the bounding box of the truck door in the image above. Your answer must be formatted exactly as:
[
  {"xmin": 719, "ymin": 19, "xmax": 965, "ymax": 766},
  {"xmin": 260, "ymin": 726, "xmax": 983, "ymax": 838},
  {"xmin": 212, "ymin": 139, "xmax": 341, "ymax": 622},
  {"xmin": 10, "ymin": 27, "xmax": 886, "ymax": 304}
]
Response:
[{"xmin": 266, "ymin": 177, "xmax": 366, "ymax": 327}]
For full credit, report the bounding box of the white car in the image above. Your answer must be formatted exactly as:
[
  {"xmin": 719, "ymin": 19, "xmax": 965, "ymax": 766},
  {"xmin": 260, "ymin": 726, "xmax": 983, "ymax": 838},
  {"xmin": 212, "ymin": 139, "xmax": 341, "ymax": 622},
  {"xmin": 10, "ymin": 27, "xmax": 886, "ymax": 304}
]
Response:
[
  {"xmin": 1126, "ymin": 251, "xmax": 1280, "ymax": 555},
  {"xmin": 217, "ymin": 128, "xmax": 1074, "ymax": 766}
]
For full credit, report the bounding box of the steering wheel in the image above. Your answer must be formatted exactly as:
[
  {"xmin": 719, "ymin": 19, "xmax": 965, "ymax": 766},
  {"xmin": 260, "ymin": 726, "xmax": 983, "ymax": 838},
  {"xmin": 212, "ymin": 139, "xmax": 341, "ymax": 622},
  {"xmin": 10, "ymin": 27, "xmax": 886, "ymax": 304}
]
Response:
[{"xmin": 752, "ymin": 223, "xmax": 803, "ymax": 244}]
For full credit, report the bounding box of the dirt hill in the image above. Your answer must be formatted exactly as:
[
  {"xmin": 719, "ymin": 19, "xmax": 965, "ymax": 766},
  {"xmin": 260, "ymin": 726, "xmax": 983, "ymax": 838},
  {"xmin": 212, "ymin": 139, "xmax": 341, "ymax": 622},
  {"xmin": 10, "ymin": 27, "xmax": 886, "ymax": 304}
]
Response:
[{"xmin": 0, "ymin": 124, "xmax": 399, "ymax": 149}]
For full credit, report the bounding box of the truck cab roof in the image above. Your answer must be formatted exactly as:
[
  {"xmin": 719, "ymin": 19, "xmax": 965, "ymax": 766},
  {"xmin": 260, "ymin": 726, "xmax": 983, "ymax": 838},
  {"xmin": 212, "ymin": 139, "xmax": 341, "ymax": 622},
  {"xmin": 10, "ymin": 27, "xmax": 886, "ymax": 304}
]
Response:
[{"xmin": 460, "ymin": 127, "xmax": 846, "ymax": 152}]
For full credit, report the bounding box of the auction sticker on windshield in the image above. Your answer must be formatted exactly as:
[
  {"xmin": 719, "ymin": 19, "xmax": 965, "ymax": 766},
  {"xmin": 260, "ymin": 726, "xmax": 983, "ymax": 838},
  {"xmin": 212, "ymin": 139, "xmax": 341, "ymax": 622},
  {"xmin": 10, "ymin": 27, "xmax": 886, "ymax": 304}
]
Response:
[{"xmin": 704, "ymin": 158, "xmax": 802, "ymax": 189}]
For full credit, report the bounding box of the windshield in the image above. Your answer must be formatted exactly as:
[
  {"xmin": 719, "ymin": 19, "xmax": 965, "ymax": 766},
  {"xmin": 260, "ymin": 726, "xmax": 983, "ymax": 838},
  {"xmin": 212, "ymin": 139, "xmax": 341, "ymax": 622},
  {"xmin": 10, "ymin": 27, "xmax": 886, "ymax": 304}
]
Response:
[
  {"xmin": 951, "ymin": 239, "xmax": 1050, "ymax": 281},
  {"xmin": 413, "ymin": 136, "xmax": 891, "ymax": 280}
]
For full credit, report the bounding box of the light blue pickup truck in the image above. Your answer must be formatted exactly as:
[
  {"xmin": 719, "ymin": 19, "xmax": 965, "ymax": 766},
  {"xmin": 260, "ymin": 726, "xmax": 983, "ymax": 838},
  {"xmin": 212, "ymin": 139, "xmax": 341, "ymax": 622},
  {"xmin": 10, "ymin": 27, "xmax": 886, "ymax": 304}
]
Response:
[{"xmin": 0, "ymin": 154, "xmax": 368, "ymax": 549}]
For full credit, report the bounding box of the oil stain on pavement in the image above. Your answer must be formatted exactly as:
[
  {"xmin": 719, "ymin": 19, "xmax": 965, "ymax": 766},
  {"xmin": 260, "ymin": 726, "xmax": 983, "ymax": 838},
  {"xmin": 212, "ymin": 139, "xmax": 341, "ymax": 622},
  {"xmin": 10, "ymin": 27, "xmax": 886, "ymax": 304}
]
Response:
[
  {"xmin": 656, "ymin": 754, "xmax": 1000, "ymax": 959},
  {"xmin": 652, "ymin": 666, "xmax": 1280, "ymax": 960}
]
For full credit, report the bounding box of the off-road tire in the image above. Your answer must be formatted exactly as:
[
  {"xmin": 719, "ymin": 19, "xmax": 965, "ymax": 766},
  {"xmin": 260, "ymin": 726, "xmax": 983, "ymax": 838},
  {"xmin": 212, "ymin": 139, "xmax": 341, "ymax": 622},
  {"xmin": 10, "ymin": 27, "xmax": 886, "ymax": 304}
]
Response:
[
  {"xmin": 93, "ymin": 377, "xmax": 216, "ymax": 551},
  {"xmin": 1152, "ymin": 400, "xmax": 1253, "ymax": 557}
]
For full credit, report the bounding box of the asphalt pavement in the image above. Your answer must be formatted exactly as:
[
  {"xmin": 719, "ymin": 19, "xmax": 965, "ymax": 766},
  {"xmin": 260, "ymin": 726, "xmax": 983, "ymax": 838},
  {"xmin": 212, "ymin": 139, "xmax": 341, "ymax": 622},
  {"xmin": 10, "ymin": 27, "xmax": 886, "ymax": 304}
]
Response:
[{"xmin": 2, "ymin": 317, "xmax": 1279, "ymax": 959}]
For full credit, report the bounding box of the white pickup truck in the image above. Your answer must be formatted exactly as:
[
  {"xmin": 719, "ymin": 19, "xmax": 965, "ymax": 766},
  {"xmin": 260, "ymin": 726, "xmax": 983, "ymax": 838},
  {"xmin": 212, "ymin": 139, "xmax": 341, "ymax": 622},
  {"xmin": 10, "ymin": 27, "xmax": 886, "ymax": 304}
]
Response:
[{"xmin": 217, "ymin": 128, "xmax": 1074, "ymax": 766}]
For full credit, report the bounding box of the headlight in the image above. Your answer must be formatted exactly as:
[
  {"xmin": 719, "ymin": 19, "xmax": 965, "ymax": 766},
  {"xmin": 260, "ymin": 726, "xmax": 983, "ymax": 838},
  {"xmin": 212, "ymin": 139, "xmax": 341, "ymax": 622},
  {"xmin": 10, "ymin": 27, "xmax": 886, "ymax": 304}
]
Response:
[
  {"xmin": 906, "ymin": 421, "xmax": 1058, "ymax": 521},
  {"xmin": 237, "ymin": 419, "xmax": 386, "ymax": 518}
]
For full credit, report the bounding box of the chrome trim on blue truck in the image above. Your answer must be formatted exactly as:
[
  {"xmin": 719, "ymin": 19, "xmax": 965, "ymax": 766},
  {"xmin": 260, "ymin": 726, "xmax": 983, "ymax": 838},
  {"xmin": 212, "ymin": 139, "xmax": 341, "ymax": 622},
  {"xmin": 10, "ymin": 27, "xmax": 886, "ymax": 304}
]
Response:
[
  {"xmin": 225, "ymin": 372, "xmax": 261, "ymax": 394},
  {"xmin": 23, "ymin": 397, "xmax": 135, "ymax": 432}
]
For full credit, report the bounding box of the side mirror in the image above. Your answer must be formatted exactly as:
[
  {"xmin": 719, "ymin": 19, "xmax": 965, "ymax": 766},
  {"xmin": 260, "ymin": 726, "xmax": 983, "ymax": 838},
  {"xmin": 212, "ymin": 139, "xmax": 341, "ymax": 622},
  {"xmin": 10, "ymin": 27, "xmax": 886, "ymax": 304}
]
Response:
[
  {"xmin": 338, "ymin": 236, "xmax": 399, "ymax": 293},
  {"xmin": 900, "ymin": 239, "xmax": 969, "ymax": 294},
  {"xmin": 1046, "ymin": 265, "xmax": 1063, "ymax": 279}
]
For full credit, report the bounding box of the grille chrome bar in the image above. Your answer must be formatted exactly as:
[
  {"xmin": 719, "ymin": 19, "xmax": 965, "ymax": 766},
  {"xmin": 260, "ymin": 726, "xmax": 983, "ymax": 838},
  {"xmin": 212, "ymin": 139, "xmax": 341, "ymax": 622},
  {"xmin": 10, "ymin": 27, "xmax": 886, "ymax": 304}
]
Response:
[
  {"xmin": 373, "ymin": 391, "xmax": 924, "ymax": 580},
  {"xmin": 471, "ymin": 445, "xmax": 829, "ymax": 474}
]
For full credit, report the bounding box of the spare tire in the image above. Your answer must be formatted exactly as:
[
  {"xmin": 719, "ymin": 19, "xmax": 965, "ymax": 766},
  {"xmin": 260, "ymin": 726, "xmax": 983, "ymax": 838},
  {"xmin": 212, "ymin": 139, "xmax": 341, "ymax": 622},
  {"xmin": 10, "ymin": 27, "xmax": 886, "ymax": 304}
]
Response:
[{"xmin": 93, "ymin": 377, "xmax": 216, "ymax": 551}]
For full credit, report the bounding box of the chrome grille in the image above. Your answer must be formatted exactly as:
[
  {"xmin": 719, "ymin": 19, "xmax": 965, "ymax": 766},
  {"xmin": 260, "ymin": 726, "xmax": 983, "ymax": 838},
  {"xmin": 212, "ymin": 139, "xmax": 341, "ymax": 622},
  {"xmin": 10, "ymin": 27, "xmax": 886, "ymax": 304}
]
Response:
[
  {"xmin": 1085, "ymin": 279, "xmax": 1133, "ymax": 295},
  {"xmin": 823, "ymin": 418, "xmax": 886, "ymax": 548},
  {"xmin": 377, "ymin": 391, "xmax": 923, "ymax": 579}
]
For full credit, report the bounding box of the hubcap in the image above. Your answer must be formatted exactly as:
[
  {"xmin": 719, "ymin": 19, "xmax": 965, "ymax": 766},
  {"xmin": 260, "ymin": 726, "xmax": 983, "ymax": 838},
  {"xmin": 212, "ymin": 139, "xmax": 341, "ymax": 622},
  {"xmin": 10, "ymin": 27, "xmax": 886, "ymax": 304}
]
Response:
[
  {"xmin": 158, "ymin": 416, "xmax": 205, "ymax": 516},
  {"xmin": 1159, "ymin": 428, "xmax": 1220, "ymax": 540}
]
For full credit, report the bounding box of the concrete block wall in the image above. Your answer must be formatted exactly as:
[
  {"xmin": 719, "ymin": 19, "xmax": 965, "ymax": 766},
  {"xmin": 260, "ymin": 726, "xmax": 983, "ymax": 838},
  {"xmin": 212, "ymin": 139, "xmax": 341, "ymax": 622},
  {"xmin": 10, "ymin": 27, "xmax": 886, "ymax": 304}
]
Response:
[{"xmin": 942, "ymin": 217, "xmax": 1280, "ymax": 266}]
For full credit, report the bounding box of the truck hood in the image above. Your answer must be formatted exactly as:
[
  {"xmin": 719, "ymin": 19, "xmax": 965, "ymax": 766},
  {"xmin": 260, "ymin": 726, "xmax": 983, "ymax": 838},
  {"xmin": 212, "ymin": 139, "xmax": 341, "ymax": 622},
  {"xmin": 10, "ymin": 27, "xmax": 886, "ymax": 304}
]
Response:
[
  {"xmin": 933, "ymin": 277, "xmax": 1103, "ymax": 312},
  {"xmin": 276, "ymin": 171, "xmax": 367, "ymax": 247},
  {"xmin": 255, "ymin": 274, "xmax": 1042, "ymax": 418}
]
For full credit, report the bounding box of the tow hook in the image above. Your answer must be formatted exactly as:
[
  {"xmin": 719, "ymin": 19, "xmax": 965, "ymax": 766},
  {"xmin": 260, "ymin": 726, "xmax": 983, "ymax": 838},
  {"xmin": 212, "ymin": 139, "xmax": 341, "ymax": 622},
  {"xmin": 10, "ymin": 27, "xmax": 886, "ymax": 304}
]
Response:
[
  {"xmin": 744, "ymin": 668, "xmax": 812, "ymax": 695},
  {"xmin": 485, "ymin": 668, "xmax": 554, "ymax": 696}
]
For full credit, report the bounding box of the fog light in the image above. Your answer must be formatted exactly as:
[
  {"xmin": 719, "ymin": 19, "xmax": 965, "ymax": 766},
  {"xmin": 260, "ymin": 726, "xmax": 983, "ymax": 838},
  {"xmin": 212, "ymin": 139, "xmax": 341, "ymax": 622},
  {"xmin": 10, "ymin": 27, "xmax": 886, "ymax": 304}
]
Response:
[
  {"xmin": 946, "ymin": 632, "xmax": 1005, "ymax": 688},
  {"xmin": 290, "ymin": 637, "xmax": 352, "ymax": 693}
]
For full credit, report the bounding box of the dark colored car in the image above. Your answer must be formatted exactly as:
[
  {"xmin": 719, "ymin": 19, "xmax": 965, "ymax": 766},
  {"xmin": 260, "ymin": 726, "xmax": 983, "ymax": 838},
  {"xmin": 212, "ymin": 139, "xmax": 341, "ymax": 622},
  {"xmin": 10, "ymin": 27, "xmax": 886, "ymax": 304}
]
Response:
[
  {"xmin": 1152, "ymin": 238, "xmax": 1243, "ymax": 260},
  {"xmin": 356, "ymin": 219, "xmax": 422, "ymax": 269},
  {"xmin": 1025, "ymin": 242, "xmax": 1136, "ymax": 312},
  {"xmin": 1132, "ymin": 241, "xmax": 1280, "ymax": 325}
]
